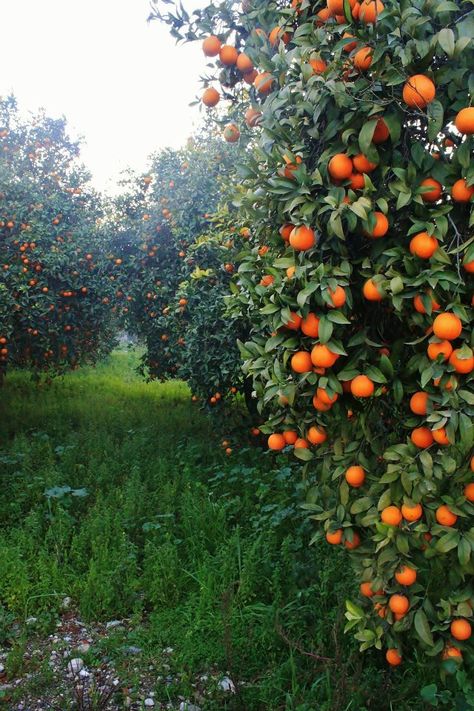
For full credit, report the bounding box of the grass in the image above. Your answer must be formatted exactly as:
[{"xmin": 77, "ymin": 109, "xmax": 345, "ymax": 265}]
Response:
[{"xmin": 0, "ymin": 351, "xmax": 462, "ymax": 709}]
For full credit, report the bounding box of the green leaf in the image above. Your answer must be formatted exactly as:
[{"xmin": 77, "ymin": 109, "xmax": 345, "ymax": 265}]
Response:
[
  {"xmin": 427, "ymin": 100, "xmax": 444, "ymax": 142},
  {"xmin": 294, "ymin": 447, "xmax": 314, "ymax": 461},
  {"xmin": 318, "ymin": 316, "xmax": 334, "ymax": 344},
  {"xmin": 438, "ymin": 28, "xmax": 455, "ymax": 57},
  {"xmin": 458, "ymin": 538, "xmax": 471, "ymax": 567},
  {"xmin": 414, "ymin": 609, "xmax": 434, "ymax": 646},
  {"xmin": 358, "ymin": 120, "xmax": 377, "ymax": 156},
  {"xmin": 296, "ymin": 282, "xmax": 319, "ymax": 308}
]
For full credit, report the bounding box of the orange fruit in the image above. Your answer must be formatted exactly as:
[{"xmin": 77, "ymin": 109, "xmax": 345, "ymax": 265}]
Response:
[
  {"xmin": 316, "ymin": 7, "xmax": 332, "ymax": 24},
  {"xmin": 427, "ymin": 340, "xmax": 453, "ymax": 361},
  {"xmin": 236, "ymin": 52, "xmax": 254, "ymax": 73},
  {"xmin": 413, "ymin": 292, "xmax": 440, "ymax": 314},
  {"xmin": 389, "ymin": 594, "xmax": 409, "ymax": 615},
  {"xmin": 345, "ymin": 465, "xmax": 366, "ymax": 487},
  {"xmin": 280, "ymin": 223, "xmax": 294, "ymax": 241},
  {"xmin": 363, "ymin": 278, "xmax": 384, "ymax": 301},
  {"xmin": 344, "ymin": 531, "xmax": 361, "ymax": 549},
  {"xmin": 243, "ymin": 69, "xmax": 258, "ymax": 84},
  {"xmin": 353, "ymin": 153, "xmax": 377, "ymax": 173},
  {"xmin": 268, "ymin": 433, "xmax": 286, "ymax": 450},
  {"xmin": 411, "ymin": 427, "xmax": 434, "ymax": 448},
  {"xmin": 433, "ymin": 313, "xmax": 462, "ymax": 340},
  {"xmin": 285, "ymin": 311, "xmax": 302, "ymax": 331},
  {"xmin": 455, "ymin": 107, "xmax": 474, "ymax": 135},
  {"xmin": 359, "ymin": 0, "xmax": 384, "ymax": 22},
  {"xmin": 327, "ymin": 285, "xmax": 346, "ymax": 307},
  {"xmin": 294, "ymin": 437, "xmax": 309, "ymax": 449},
  {"xmin": 202, "ymin": 35, "xmax": 222, "ymax": 56},
  {"xmin": 311, "ymin": 344, "xmax": 339, "ymax": 368},
  {"xmin": 402, "ymin": 74, "xmax": 436, "ymax": 109},
  {"xmin": 450, "ymin": 619, "xmax": 471, "ymax": 641},
  {"xmin": 395, "ymin": 566, "xmax": 417, "ymax": 586},
  {"xmin": 342, "ymin": 33, "xmax": 358, "ymax": 52},
  {"xmin": 372, "ymin": 118, "xmax": 390, "ymax": 143},
  {"xmin": 348, "ymin": 172, "xmax": 365, "ymax": 190},
  {"xmin": 290, "ymin": 225, "xmax": 316, "ymax": 251},
  {"xmin": 464, "ymin": 482, "xmax": 474, "ymax": 502},
  {"xmin": 260, "ymin": 274, "xmax": 274, "ymax": 287},
  {"xmin": 409, "ymin": 231, "xmax": 438, "ymax": 258},
  {"xmin": 420, "ymin": 177, "xmax": 442, "ymax": 202},
  {"xmin": 381, "ymin": 506, "xmax": 402, "ymax": 526},
  {"xmin": 350, "ymin": 375, "xmax": 374, "ymax": 397},
  {"xmin": 386, "ymin": 649, "xmax": 402, "ymax": 666},
  {"xmin": 307, "ymin": 425, "xmax": 327, "ymax": 444},
  {"xmin": 283, "ymin": 430, "xmax": 298, "ymax": 445},
  {"xmin": 442, "ymin": 646, "xmax": 463, "ymax": 661},
  {"xmin": 326, "ymin": 528, "xmax": 343, "ymax": 544},
  {"xmin": 291, "ymin": 351, "xmax": 313, "ymax": 373},
  {"xmin": 301, "ymin": 312, "xmax": 320, "ymax": 337},
  {"xmin": 360, "ymin": 581, "xmax": 376, "ymax": 597},
  {"xmin": 316, "ymin": 387, "xmax": 338, "ymax": 406},
  {"xmin": 432, "ymin": 427, "xmax": 450, "ymax": 445},
  {"xmin": 254, "ymin": 72, "xmax": 275, "ymax": 94},
  {"xmin": 313, "ymin": 395, "xmax": 332, "ymax": 411},
  {"xmin": 366, "ymin": 211, "xmax": 389, "ymax": 238},
  {"xmin": 219, "ymin": 45, "xmax": 239, "ymax": 65},
  {"xmin": 202, "ymin": 87, "xmax": 220, "ymax": 107},
  {"xmin": 463, "ymin": 259, "xmax": 474, "ymax": 272},
  {"xmin": 435, "ymin": 505, "xmax": 457, "ymax": 526},
  {"xmin": 223, "ymin": 124, "xmax": 240, "ymax": 142},
  {"xmin": 471, "ymin": 456, "xmax": 474, "ymax": 472},
  {"xmin": 449, "ymin": 348, "xmax": 474, "ymax": 374},
  {"xmin": 451, "ymin": 178, "xmax": 474, "ymax": 202},
  {"xmin": 269, "ymin": 26, "xmax": 291, "ymax": 46},
  {"xmin": 401, "ymin": 502, "xmax": 423, "ymax": 522},
  {"xmin": 328, "ymin": 154, "xmax": 353, "ymax": 180},
  {"xmin": 409, "ymin": 391, "xmax": 429, "ymax": 415},
  {"xmin": 245, "ymin": 107, "xmax": 262, "ymax": 127},
  {"xmin": 310, "ymin": 58, "xmax": 327, "ymax": 74},
  {"xmin": 353, "ymin": 47, "xmax": 372, "ymax": 71}
]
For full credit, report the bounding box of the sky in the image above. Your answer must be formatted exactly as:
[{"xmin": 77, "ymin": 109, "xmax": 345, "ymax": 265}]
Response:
[{"xmin": 0, "ymin": 0, "xmax": 206, "ymax": 193}]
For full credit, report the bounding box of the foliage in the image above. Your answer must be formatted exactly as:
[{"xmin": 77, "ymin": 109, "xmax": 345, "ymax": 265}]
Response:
[{"xmin": 152, "ymin": 0, "xmax": 474, "ymax": 679}]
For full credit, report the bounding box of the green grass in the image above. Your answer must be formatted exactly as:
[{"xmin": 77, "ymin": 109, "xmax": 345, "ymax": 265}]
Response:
[{"xmin": 0, "ymin": 351, "xmax": 461, "ymax": 709}]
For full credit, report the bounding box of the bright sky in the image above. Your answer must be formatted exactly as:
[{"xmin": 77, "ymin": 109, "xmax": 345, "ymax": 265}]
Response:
[{"xmin": 0, "ymin": 0, "xmax": 205, "ymax": 193}]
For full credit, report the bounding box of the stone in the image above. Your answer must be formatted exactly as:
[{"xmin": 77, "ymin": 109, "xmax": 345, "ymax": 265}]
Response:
[
  {"xmin": 219, "ymin": 676, "xmax": 236, "ymax": 693},
  {"xmin": 144, "ymin": 699, "xmax": 155, "ymax": 707},
  {"xmin": 179, "ymin": 704, "xmax": 201, "ymax": 711},
  {"xmin": 67, "ymin": 658, "xmax": 84, "ymax": 674},
  {"xmin": 105, "ymin": 620, "xmax": 123, "ymax": 630}
]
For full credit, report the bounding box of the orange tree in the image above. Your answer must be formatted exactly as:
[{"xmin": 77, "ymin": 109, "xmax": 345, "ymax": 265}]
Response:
[
  {"xmin": 152, "ymin": 0, "xmax": 474, "ymax": 677},
  {"xmin": 111, "ymin": 132, "xmax": 250, "ymax": 406},
  {"xmin": 0, "ymin": 96, "xmax": 115, "ymax": 379}
]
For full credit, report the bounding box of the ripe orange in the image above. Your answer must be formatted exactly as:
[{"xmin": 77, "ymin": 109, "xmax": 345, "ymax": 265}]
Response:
[
  {"xmin": 290, "ymin": 225, "xmax": 316, "ymax": 251},
  {"xmin": 409, "ymin": 231, "xmax": 438, "ymax": 258},
  {"xmin": 348, "ymin": 172, "xmax": 365, "ymax": 190},
  {"xmin": 316, "ymin": 7, "xmax": 332, "ymax": 24},
  {"xmin": 283, "ymin": 430, "xmax": 298, "ymax": 445},
  {"xmin": 366, "ymin": 211, "xmax": 389, "ymax": 238},
  {"xmin": 311, "ymin": 344, "xmax": 339, "ymax": 368},
  {"xmin": 409, "ymin": 391, "xmax": 429, "ymax": 415},
  {"xmin": 402, "ymin": 74, "xmax": 436, "ymax": 109},
  {"xmin": 345, "ymin": 465, "xmax": 366, "ymax": 487},
  {"xmin": 359, "ymin": 0, "xmax": 384, "ymax": 22},
  {"xmin": 236, "ymin": 52, "xmax": 254, "ymax": 73},
  {"xmin": 451, "ymin": 178, "xmax": 474, "ymax": 202},
  {"xmin": 223, "ymin": 124, "xmax": 240, "ymax": 143},
  {"xmin": 344, "ymin": 531, "xmax": 361, "ymax": 549},
  {"xmin": 427, "ymin": 340, "xmax": 453, "ymax": 361},
  {"xmin": 350, "ymin": 375, "xmax": 374, "ymax": 397},
  {"xmin": 328, "ymin": 154, "xmax": 353, "ymax": 180},
  {"xmin": 420, "ymin": 177, "xmax": 442, "ymax": 202},
  {"xmin": 280, "ymin": 223, "xmax": 294, "ymax": 241},
  {"xmin": 310, "ymin": 58, "xmax": 327, "ymax": 74},
  {"xmin": 294, "ymin": 437, "xmax": 309, "ymax": 449},
  {"xmin": 413, "ymin": 292, "xmax": 440, "ymax": 314},
  {"xmin": 269, "ymin": 26, "xmax": 291, "ymax": 46},
  {"xmin": 353, "ymin": 153, "xmax": 377, "ymax": 173},
  {"xmin": 372, "ymin": 118, "xmax": 390, "ymax": 143},
  {"xmin": 202, "ymin": 35, "xmax": 221, "ymax": 56},
  {"xmin": 285, "ymin": 311, "xmax": 302, "ymax": 331},
  {"xmin": 202, "ymin": 87, "xmax": 220, "ymax": 107},
  {"xmin": 433, "ymin": 312, "xmax": 462, "ymax": 340},
  {"xmin": 307, "ymin": 425, "xmax": 327, "ymax": 444},
  {"xmin": 395, "ymin": 566, "xmax": 417, "ymax": 586},
  {"xmin": 389, "ymin": 594, "xmax": 409, "ymax": 615},
  {"xmin": 254, "ymin": 72, "xmax": 275, "ymax": 94},
  {"xmin": 245, "ymin": 107, "xmax": 262, "ymax": 128},
  {"xmin": 326, "ymin": 528, "xmax": 343, "ymax": 544},
  {"xmin": 381, "ymin": 506, "xmax": 402, "ymax": 526},
  {"xmin": 360, "ymin": 581, "xmax": 376, "ymax": 597},
  {"xmin": 291, "ymin": 351, "xmax": 313, "ymax": 373},
  {"xmin": 432, "ymin": 427, "xmax": 450, "ymax": 446},
  {"xmin": 401, "ymin": 502, "xmax": 423, "ymax": 522},
  {"xmin": 455, "ymin": 107, "xmax": 474, "ymax": 135},
  {"xmin": 363, "ymin": 278, "xmax": 384, "ymax": 301},
  {"xmin": 327, "ymin": 285, "xmax": 346, "ymax": 307},
  {"xmin": 386, "ymin": 649, "xmax": 402, "ymax": 666},
  {"xmin": 313, "ymin": 395, "xmax": 332, "ymax": 411},
  {"xmin": 301, "ymin": 312, "xmax": 320, "ymax": 337},
  {"xmin": 219, "ymin": 45, "xmax": 238, "ymax": 65},
  {"xmin": 268, "ymin": 433, "xmax": 286, "ymax": 450},
  {"xmin": 464, "ymin": 483, "xmax": 474, "ymax": 502},
  {"xmin": 316, "ymin": 387, "xmax": 338, "ymax": 406},
  {"xmin": 260, "ymin": 274, "xmax": 274, "ymax": 287},
  {"xmin": 450, "ymin": 619, "xmax": 471, "ymax": 641},
  {"xmin": 435, "ymin": 505, "xmax": 458, "ymax": 526},
  {"xmin": 442, "ymin": 646, "xmax": 463, "ymax": 661},
  {"xmin": 353, "ymin": 47, "xmax": 372, "ymax": 71},
  {"xmin": 449, "ymin": 348, "xmax": 473, "ymax": 374},
  {"xmin": 411, "ymin": 427, "xmax": 434, "ymax": 448}
]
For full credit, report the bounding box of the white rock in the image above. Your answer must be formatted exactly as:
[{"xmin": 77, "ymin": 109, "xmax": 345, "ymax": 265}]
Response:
[
  {"xmin": 79, "ymin": 669, "xmax": 90, "ymax": 678},
  {"xmin": 219, "ymin": 676, "xmax": 236, "ymax": 693},
  {"xmin": 144, "ymin": 699, "xmax": 155, "ymax": 707},
  {"xmin": 105, "ymin": 620, "xmax": 123, "ymax": 630},
  {"xmin": 75, "ymin": 643, "xmax": 91, "ymax": 655},
  {"xmin": 61, "ymin": 596, "xmax": 72, "ymax": 609},
  {"xmin": 0, "ymin": 664, "xmax": 4, "ymax": 673},
  {"xmin": 26, "ymin": 617, "xmax": 37, "ymax": 625},
  {"xmin": 179, "ymin": 704, "xmax": 201, "ymax": 711},
  {"xmin": 67, "ymin": 658, "xmax": 84, "ymax": 674}
]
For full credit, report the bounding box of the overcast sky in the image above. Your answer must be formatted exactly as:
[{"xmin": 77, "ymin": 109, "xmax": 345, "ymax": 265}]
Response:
[{"xmin": 0, "ymin": 0, "xmax": 206, "ymax": 193}]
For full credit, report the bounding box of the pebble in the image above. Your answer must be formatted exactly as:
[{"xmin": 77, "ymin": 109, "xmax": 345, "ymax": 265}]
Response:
[
  {"xmin": 123, "ymin": 645, "xmax": 142, "ymax": 655},
  {"xmin": 219, "ymin": 676, "xmax": 236, "ymax": 693},
  {"xmin": 75, "ymin": 642, "xmax": 91, "ymax": 654},
  {"xmin": 144, "ymin": 699, "xmax": 155, "ymax": 707},
  {"xmin": 0, "ymin": 663, "xmax": 4, "ymax": 673},
  {"xmin": 179, "ymin": 704, "xmax": 201, "ymax": 711},
  {"xmin": 105, "ymin": 620, "xmax": 123, "ymax": 630},
  {"xmin": 25, "ymin": 617, "xmax": 37, "ymax": 625},
  {"xmin": 67, "ymin": 658, "xmax": 84, "ymax": 674},
  {"xmin": 61, "ymin": 596, "xmax": 72, "ymax": 609}
]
